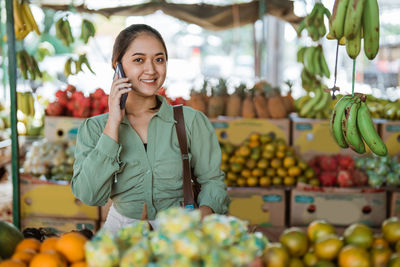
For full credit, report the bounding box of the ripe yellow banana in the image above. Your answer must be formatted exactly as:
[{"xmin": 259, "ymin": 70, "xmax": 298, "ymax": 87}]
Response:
[
  {"xmin": 344, "ymin": 0, "xmax": 366, "ymax": 40},
  {"xmin": 362, "ymin": 0, "xmax": 379, "ymax": 60},
  {"xmin": 13, "ymin": 0, "xmax": 25, "ymax": 37},
  {"xmin": 357, "ymin": 101, "xmax": 387, "ymax": 156},
  {"xmin": 342, "ymin": 97, "xmax": 366, "ymax": 154},
  {"xmin": 329, "ymin": 0, "xmax": 349, "ymax": 39}
]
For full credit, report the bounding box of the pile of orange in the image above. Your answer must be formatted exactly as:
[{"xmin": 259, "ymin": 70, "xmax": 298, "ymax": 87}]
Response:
[
  {"xmin": 221, "ymin": 132, "xmax": 316, "ymax": 187},
  {"xmin": 0, "ymin": 232, "xmax": 88, "ymax": 267}
]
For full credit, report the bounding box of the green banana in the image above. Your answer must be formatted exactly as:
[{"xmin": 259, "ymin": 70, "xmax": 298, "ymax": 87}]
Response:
[
  {"xmin": 80, "ymin": 19, "xmax": 96, "ymax": 44},
  {"xmin": 55, "ymin": 18, "xmax": 67, "ymax": 46},
  {"xmin": 357, "ymin": 101, "xmax": 387, "ymax": 156},
  {"xmin": 31, "ymin": 57, "xmax": 42, "ymax": 79},
  {"xmin": 297, "ymin": 47, "xmax": 307, "ymax": 63},
  {"xmin": 295, "ymin": 94, "xmax": 311, "ymax": 111},
  {"xmin": 299, "ymin": 87, "xmax": 323, "ymax": 117},
  {"xmin": 329, "ymin": 0, "xmax": 349, "ymax": 39},
  {"xmin": 331, "ymin": 95, "xmax": 352, "ymax": 148},
  {"xmin": 344, "ymin": 0, "xmax": 366, "ymax": 40},
  {"xmin": 306, "ymin": 4, "xmax": 320, "ymax": 26},
  {"xmin": 16, "ymin": 51, "xmax": 28, "ymax": 80},
  {"xmin": 314, "ymin": 46, "xmax": 324, "ymax": 77},
  {"xmin": 296, "ymin": 20, "xmax": 306, "ymax": 37},
  {"xmin": 346, "ymin": 26, "xmax": 361, "ymax": 59},
  {"xmin": 304, "ymin": 47, "xmax": 316, "ymax": 75},
  {"xmin": 319, "ymin": 48, "xmax": 331, "ymax": 78},
  {"xmin": 78, "ymin": 54, "xmax": 95, "ymax": 74},
  {"xmin": 323, "ymin": 7, "xmax": 332, "ymax": 20},
  {"xmin": 63, "ymin": 19, "xmax": 74, "ymax": 46},
  {"xmin": 362, "ymin": 0, "xmax": 379, "ymax": 60},
  {"xmin": 313, "ymin": 88, "xmax": 330, "ymax": 112},
  {"xmin": 342, "ymin": 97, "xmax": 366, "ymax": 154},
  {"xmin": 64, "ymin": 58, "xmax": 73, "ymax": 77}
]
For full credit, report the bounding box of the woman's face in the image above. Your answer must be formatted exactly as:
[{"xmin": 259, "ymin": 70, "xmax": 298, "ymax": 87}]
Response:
[{"xmin": 120, "ymin": 33, "xmax": 167, "ymax": 97}]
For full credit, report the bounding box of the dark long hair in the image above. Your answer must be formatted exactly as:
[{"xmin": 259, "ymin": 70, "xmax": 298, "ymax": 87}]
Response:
[
  {"xmin": 112, "ymin": 24, "xmax": 166, "ymax": 110},
  {"xmin": 111, "ymin": 24, "xmax": 168, "ymax": 69}
]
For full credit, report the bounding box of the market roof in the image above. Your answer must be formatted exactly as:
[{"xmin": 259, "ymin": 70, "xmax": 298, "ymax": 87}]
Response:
[{"xmin": 34, "ymin": 0, "xmax": 302, "ymax": 31}]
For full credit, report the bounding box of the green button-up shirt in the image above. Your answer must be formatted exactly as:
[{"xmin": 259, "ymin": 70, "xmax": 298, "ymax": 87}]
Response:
[{"xmin": 71, "ymin": 96, "xmax": 229, "ymax": 220}]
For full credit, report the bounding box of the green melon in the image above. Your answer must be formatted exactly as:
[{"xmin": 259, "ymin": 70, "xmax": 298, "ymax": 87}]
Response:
[{"xmin": 0, "ymin": 220, "xmax": 24, "ymax": 259}]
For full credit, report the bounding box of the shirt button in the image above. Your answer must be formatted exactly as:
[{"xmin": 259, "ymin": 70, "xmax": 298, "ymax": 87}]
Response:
[{"xmin": 146, "ymin": 170, "xmax": 151, "ymax": 174}]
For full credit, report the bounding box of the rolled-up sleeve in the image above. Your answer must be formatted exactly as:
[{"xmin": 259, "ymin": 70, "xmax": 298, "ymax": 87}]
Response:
[
  {"xmin": 71, "ymin": 118, "xmax": 125, "ymax": 206},
  {"xmin": 189, "ymin": 111, "xmax": 229, "ymax": 214}
]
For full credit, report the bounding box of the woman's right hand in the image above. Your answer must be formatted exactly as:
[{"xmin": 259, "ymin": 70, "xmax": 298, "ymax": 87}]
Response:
[{"xmin": 108, "ymin": 75, "xmax": 132, "ymax": 124}]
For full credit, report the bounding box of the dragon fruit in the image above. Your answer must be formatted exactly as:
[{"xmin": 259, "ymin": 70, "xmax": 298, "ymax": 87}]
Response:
[
  {"xmin": 319, "ymin": 171, "xmax": 337, "ymax": 187},
  {"xmin": 337, "ymin": 170, "xmax": 354, "ymax": 187}
]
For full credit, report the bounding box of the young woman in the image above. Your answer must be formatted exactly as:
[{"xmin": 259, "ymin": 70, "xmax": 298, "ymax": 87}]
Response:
[{"xmin": 71, "ymin": 24, "xmax": 229, "ymax": 233}]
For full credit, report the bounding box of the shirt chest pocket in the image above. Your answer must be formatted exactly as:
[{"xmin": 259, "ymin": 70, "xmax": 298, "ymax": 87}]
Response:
[{"xmin": 154, "ymin": 158, "xmax": 185, "ymax": 191}]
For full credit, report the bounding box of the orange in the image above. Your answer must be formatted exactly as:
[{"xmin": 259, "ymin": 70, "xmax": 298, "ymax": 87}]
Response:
[
  {"xmin": 283, "ymin": 157, "xmax": 296, "ymax": 168},
  {"xmin": 237, "ymin": 177, "xmax": 246, "ymax": 187},
  {"xmin": 257, "ymin": 159, "xmax": 269, "ymax": 169},
  {"xmin": 230, "ymin": 163, "xmax": 243, "ymax": 173},
  {"xmin": 226, "ymin": 172, "xmax": 238, "ymax": 181},
  {"xmin": 260, "ymin": 134, "xmax": 272, "ymax": 144},
  {"xmin": 279, "ymin": 227, "xmax": 308, "ymax": 257},
  {"xmin": 221, "ymin": 153, "xmax": 229, "ymax": 162},
  {"xmin": 303, "ymin": 251, "xmax": 318, "ymax": 267},
  {"xmin": 259, "ymin": 176, "xmax": 271, "ymax": 187},
  {"xmin": 247, "ymin": 176, "xmax": 258, "ymax": 187},
  {"xmin": 238, "ymin": 146, "xmax": 251, "ymax": 157},
  {"xmin": 15, "ymin": 238, "xmax": 41, "ymax": 252},
  {"xmin": 371, "ymin": 247, "xmax": 391, "ymax": 267},
  {"xmin": 297, "ymin": 176, "xmax": 308, "ymax": 184},
  {"xmin": 240, "ymin": 169, "xmax": 252, "ymax": 178},
  {"xmin": 30, "ymin": 251, "xmax": 67, "ymax": 267},
  {"xmin": 276, "ymin": 168, "xmax": 287, "ymax": 177},
  {"xmin": 307, "ymin": 220, "xmax": 336, "ymax": 243},
  {"xmin": 304, "ymin": 168, "xmax": 315, "ymax": 179},
  {"xmin": 249, "ymin": 140, "xmax": 260, "ymax": 148},
  {"xmin": 343, "ymin": 223, "xmax": 373, "ymax": 249},
  {"xmin": 0, "ymin": 259, "xmax": 27, "ymax": 267},
  {"xmin": 263, "ymin": 243, "xmax": 290, "ymax": 267},
  {"xmin": 220, "ymin": 162, "xmax": 229, "ymax": 173},
  {"xmin": 265, "ymin": 168, "xmax": 276, "ymax": 177},
  {"xmin": 298, "ymin": 160, "xmax": 309, "ymax": 170},
  {"xmin": 272, "ymin": 177, "xmax": 283, "ymax": 186},
  {"xmin": 288, "ymin": 166, "xmax": 301, "ymax": 177},
  {"xmin": 234, "ymin": 156, "xmax": 246, "ymax": 165},
  {"xmin": 372, "ymin": 236, "xmax": 389, "ymax": 249},
  {"xmin": 249, "ymin": 133, "xmax": 260, "ymax": 142},
  {"xmin": 56, "ymin": 232, "xmax": 87, "ymax": 263},
  {"xmin": 264, "ymin": 143, "xmax": 276, "ymax": 153},
  {"xmin": 382, "ymin": 217, "xmax": 400, "ymax": 244},
  {"xmin": 262, "ymin": 151, "xmax": 275, "ymax": 160},
  {"xmin": 277, "ymin": 144, "xmax": 286, "ymax": 152},
  {"xmin": 308, "ymin": 178, "xmax": 320, "ymax": 186},
  {"xmin": 245, "ymin": 159, "xmax": 257, "ymax": 169},
  {"xmin": 11, "ymin": 249, "xmax": 36, "ymax": 264},
  {"xmin": 314, "ymin": 234, "xmax": 343, "ymax": 261},
  {"xmin": 270, "ymin": 159, "xmax": 282, "ymax": 169},
  {"xmin": 288, "ymin": 258, "xmax": 304, "ymax": 267},
  {"xmin": 275, "ymin": 151, "xmax": 286, "ymax": 159},
  {"xmin": 70, "ymin": 262, "xmax": 87, "ymax": 267},
  {"xmin": 251, "ymin": 168, "xmax": 264, "ymax": 177},
  {"xmin": 283, "ymin": 176, "xmax": 296, "ymax": 186},
  {"xmin": 338, "ymin": 245, "xmax": 370, "ymax": 267}
]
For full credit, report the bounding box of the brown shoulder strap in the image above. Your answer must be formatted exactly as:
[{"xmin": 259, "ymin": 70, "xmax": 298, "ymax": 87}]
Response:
[{"xmin": 173, "ymin": 105, "xmax": 195, "ymax": 209}]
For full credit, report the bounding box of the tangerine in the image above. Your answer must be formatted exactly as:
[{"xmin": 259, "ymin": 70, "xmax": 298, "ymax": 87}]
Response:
[
  {"xmin": 30, "ymin": 251, "xmax": 67, "ymax": 267},
  {"xmin": 0, "ymin": 259, "xmax": 27, "ymax": 267},
  {"xmin": 15, "ymin": 238, "xmax": 41, "ymax": 252},
  {"xmin": 259, "ymin": 176, "xmax": 271, "ymax": 187},
  {"xmin": 249, "ymin": 133, "xmax": 260, "ymax": 142},
  {"xmin": 247, "ymin": 176, "xmax": 259, "ymax": 187},
  {"xmin": 11, "ymin": 249, "xmax": 36, "ymax": 264},
  {"xmin": 288, "ymin": 166, "xmax": 301, "ymax": 177},
  {"xmin": 257, "ymin": 159, "xmax": 269, "ymax": 169},
  {"xmin": 371, "ymin": 247, "xmax": 392, "ymax": 267},
  {"xmin": 303, "ymin": 251, "xmax": 318, "ymax": 267},
  {"xmin": 343, "ymin": 223, "xmax": 373, "ymax": 249},
  {"xmin": 372, "ymin": 236, "xmax": 389, "ymax": 249},
  {"xmin": 283, "ymin": 176, "xmax": 296, "ymax": 186},
  {"xmin": 265, "ymin": 168, "xmax": 276, "ymax": 177},
  {"xmin": 226, "ymin": 172, "xmax": 238, "ymax": 181},
  {"xmin": 382, "ymin": 217, "xmax": 400, "ymax": 244},
  {"xmin": 263, "ymin": 243, "xmax": 290, "ymax": 267},
  {"xmin": 279, "ymin": 227, "xmax": 308, "ymax": 257},
  {"xmin": 338, "ymin": 245, "xmax": 370, "ymax": 267},
  {"xmin": 272, "ymin": 177, "xmax": 283, "ymax": 186},
  {"xmin": 276, "ymin": 168, "xmax": 287, "ymax": 177},
  {"xmin": 314, "ymin": 234, "xmax": 343, "ymax": 261},
  {"xmin": 56, "ymin": 232, "xmax": 87, "ymax": 263},
  {"xmin": 262, "ymin": 150, "xmax": 275, "ymax": 160},
  {"xmin": 251, "ymin": 168, "xmax": 264, "ymax": 177},
  {"xmin": 237, "ymin": 177, "xmax": 246, "ymax": 187},
  {"xmin": 283, "ymin": 157, "xmax": 296, "ymax": 168},
  {"xmin": 307, "ymin": 220, "xmax": 336, "ymax": 243},
  {"xmin": 270, "ymin": 159, "xmax": 282, "ymax": 169},
  {"xmin": 240, "ymin": 169, "xmax": 252, "ymax": 178},
  {"xmin": 70, "ymin": 262, "xmax": 87, "ymax": 267}
]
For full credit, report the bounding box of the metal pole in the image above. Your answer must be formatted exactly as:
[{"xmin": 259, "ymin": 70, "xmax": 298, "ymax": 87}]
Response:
[
  {"xmin": 1, "ymin": 0, "xmax": 8, "ymax": 100},
  {"xmin": 5, "ymin": 0, "xmax": 20, "ymax": 228}
]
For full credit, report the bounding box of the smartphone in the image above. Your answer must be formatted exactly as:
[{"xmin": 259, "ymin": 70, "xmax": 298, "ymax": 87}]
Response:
[{"xmin": 115, "ymin": 62, "xmax": 129, "ymax": 109}]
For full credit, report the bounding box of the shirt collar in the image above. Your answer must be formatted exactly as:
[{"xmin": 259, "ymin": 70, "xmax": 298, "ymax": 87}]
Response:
[{"xmin": 121, "ymin": 95, "xmax": 175, "ymax": 124}]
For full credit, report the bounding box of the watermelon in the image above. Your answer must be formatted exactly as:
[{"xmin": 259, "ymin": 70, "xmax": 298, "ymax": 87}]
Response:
[{"xmin": 0, "ymin": 220, "xmax": 24, "ymax": 259}]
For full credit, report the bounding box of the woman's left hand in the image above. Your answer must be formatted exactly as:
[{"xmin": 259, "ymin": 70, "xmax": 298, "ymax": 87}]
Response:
[{"xmin": 199, "ymin": 205, "xmax": 213, "ymax": 219}]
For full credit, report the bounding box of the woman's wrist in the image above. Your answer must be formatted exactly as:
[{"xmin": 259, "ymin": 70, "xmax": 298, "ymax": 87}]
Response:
[
  {"xmin": 104, "ymin": 119, "xmax": 120, "ymax": 142},
  {"xmin": 199, "ymin": 205, "xmax": 213, "ymax": 219}
]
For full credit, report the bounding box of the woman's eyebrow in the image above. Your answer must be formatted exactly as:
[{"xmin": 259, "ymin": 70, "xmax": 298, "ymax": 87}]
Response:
[{"xmin": 131, "ymin": 52, "xmax": 165, "ymax": 57}]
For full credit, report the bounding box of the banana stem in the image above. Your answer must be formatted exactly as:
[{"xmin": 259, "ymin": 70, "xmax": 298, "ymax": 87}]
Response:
[{"xmin": 352, "ymin": 59, "xmax": 356, "ymax": 97}]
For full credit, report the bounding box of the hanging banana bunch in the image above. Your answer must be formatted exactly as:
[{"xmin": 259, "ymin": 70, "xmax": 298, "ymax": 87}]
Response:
[
  {"xmin": 16, "ymin": 49, "xmax": 42, "ymax": 80},
  {"xmin": 328, "ymin": 0, "xmax": 380, "ymax": 60},
  {"xmin": 13, "ymin": 0, "xmax": 41, "ymax": 41},
  {"xmin": 55, "ymin": 16, "xmax": 74, "ymax": 46},
  {"xmin": 64, "ymin": 54, "xmax": 95, "ymax": 77},
  {"xmin": 17, "ymin": 92, "xmax": 35, "ymax": 117},
  {"xmin": 330, "ymin": 94, "xmax": 387, "ymax": 156},
  {"xmin": 80, "ymin": 19, "xmax": 96, "ymax": 44},
  {"xmin": 297, "ymin": 2, "xmax": 331, "ymax": 41}
]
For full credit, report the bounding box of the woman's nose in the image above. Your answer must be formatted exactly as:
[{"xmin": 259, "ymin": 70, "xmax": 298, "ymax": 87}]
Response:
[{"xmin": 144, "ymin": 60, "xmax": 155, "ymax": 73}]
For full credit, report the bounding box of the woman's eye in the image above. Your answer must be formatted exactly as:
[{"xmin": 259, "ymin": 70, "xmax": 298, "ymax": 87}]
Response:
[
  {"xmin": 156, "ymin": 58, "xmax": 164, "ymax": 63},
  {"xmin": 133, "ymin": 58, "xmax": 143, "ymax": 63}
]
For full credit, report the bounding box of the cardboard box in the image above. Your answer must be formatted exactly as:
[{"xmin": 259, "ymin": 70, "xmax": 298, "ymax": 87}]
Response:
[
  {"xmin": 380, "ymin": 120, "xmax": 400, "ymax": 155},
  {"xmin": 21, "ymin": 216, "xmax": 97, "ymax": 234},
  {"xmin": 389, "ymin": 191, "xmax": 400, "ymax": 218},
  {"xmin": 211, "ymin": 118, "xmax": 290, "ymax": 146},
  {"xmin": 20, "ymin": 174, "xmax": 99, "ymax": 220},
  {"xmin": 291, "ymin": 116, "xmax": 379, "ymax": 160},
  {"xmin": 227, "ymin": 187, "xmax": 286, "ymax": 227},
  {"xmin": 44, "ymin": 116, "xmax": 85, "ymax": 141},
  {"xmin": 290, "ymin": 185, "xmax": 386, "ymax": 227}
]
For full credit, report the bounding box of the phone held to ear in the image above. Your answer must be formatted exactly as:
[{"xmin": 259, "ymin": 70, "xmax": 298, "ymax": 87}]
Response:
[{"xmin": 115, "ymin": 62, "xmax": 129, "ymax": 109}]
